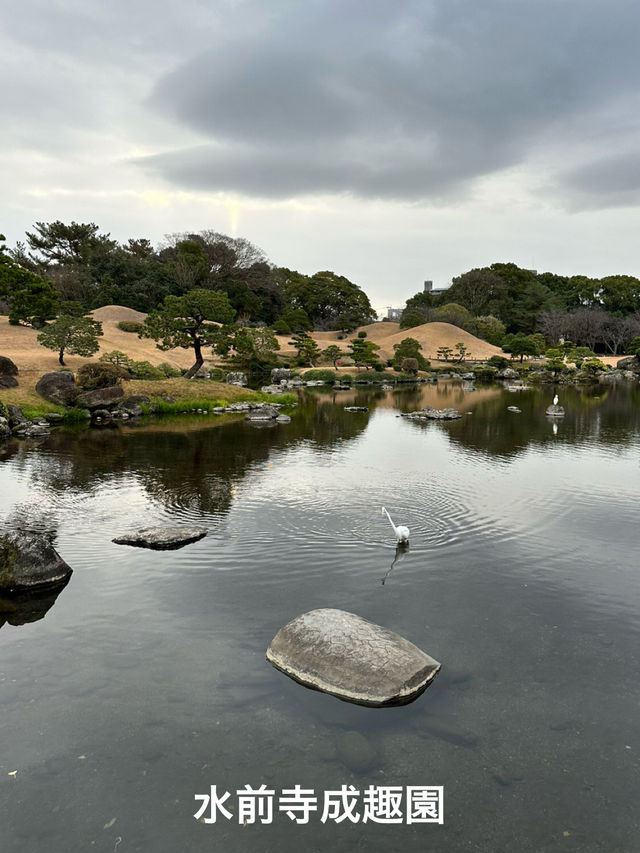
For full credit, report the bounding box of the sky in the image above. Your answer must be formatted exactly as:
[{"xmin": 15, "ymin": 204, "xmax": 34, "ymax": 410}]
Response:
[{"xmin": 2, "ymin": 0, "xmax": 640, "ymax": 315}]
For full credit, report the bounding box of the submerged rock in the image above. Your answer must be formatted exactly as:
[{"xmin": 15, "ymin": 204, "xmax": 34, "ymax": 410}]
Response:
[
  {"xmin": 0, "ymin": 531, "xmax": 73, "ymax": 593},
  {"xmin": 112, "ymin": 526, "xmax": 208, "ymax": 550},
  {"xmin": 266, "ymin": 608, "xmax": 441, "ymax": 707},
  {"xmin": 344, "ymin": 406, "xmax": 369, "ymax": 412},
  {"xmin": 336, "ymin": 730, "xmax": 379, "ymax": 774},
  {"xmin": 507, "ymin": 406, "xmax": 521, "ymax": 413}
]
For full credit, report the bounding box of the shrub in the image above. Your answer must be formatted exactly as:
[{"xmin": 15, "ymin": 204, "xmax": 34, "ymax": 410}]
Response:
[
  {"xmin": 544, "ymin": 347, "xmax": 565, "ymax": 372},
  {"xmin": 372, "ymin": 362, "xmax": 385, "ymax": 372},
  {"xmin": 357, "ymin": 330, "xmax": 367, "ymax": 338},
  {"xmin": 129, "ymin": 360, "xmax": 166, "ymax": 380},
  {"xmin": 272, "ymin": 319, "xmax": 291, "ymax": 334},
  {"xmin": 566, "ymin": 347, "xmax": 596, "ymax": 368},
  {"xmin": 392, "ymin": 337, "xmax": 429, "ymax": 371},
  {"xmin": 157, "ymin": 362, "xmax": 183, "ymax": 378},
  {"xmin": 401, "ymin": 357, "xmax": 419, "ymax": 375},
  {"xmin": 487, "ymin": 355, "xmax": 509, "ymax": 369},
  {"xmin": 117, "ymin": 320, "xmax": 143, "ymax": 333},
  {"xmin": 76, "ymin": 362, "xmax": 127, "ymax": 390},
  {"xmin": 302, "ymin": 369, "xmax": 338, "ymax": 383},
  {"xmin": 626, "ymin": 337, "xmax": 640, "ymax": 356},
  {"xmin": 581, "ymin": 357, "xmax": 608, "ymax": 373},
  {"xmin": 473, "ymin": 366, "xmax": 498, "ymax": 381},
  {"xmin": 399, "ymin": 310, "xmax": 427, "ymax": 330}
]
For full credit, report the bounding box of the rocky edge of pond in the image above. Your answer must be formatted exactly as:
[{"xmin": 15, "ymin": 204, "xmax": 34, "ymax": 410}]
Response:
[
  {"xmin": 112, "ymin": 526, "xmax": 208, "ymax": 550},
  {"xmin": 266, "ymin": 608, "xmax": 441, "ymax": 707}
]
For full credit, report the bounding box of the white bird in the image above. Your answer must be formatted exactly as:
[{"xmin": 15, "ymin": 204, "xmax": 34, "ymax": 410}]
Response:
[
  {"xmin": 553, "ymin": 394, "xmax": 559, "ymax": 406},
  {"xmin": 381, "ymin": 507, "xmax": 410, "ymax": 543}
]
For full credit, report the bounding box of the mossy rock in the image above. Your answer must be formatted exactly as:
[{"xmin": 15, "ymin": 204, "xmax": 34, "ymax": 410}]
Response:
[{"xmin": 0, "ymin": 532, "xmax": 73, "ymax": 593}]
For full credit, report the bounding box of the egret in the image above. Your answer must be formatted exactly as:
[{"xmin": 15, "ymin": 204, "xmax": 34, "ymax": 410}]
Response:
[
  {"xmin": 553, "ymin": 394, "xmax": 559, "ymax": 406},
  {"xmin": 381, "ymin": 507, "xmax": 410, "ymax": 543}
]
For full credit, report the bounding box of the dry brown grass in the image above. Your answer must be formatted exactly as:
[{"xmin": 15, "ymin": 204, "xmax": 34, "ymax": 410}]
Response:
[
  {"xmin": 276, "ymin": 320, "xmax": 504, "ymax": 362},
  {"xmin": 123, "ymin": 377, "xmax": 256, "ymax": 403}
]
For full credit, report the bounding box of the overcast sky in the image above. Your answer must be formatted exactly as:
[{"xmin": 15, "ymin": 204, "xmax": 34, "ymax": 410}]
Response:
[{"xmin": 2, "ymin": 0, "xmax": 640, "ymax": 313}]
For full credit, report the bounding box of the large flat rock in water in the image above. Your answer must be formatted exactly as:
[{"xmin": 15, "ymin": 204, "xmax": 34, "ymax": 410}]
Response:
[
  {"xmin": 112, "ymin": 526, "xmax": 207, "ymax": 550},
  {"xmin": 266, "ymin": 608, "xmax": 441, "ymax": 706}
]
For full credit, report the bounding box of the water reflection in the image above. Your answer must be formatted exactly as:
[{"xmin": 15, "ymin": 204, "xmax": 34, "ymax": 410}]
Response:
[
  {"xmin": 0, "ymin": 577, "xmax": 71, "ymax": 630},
  {"xmin": 0, "ymin": 381, "xmax": 638, "ymax": 852},
  {"xmin": 381, "ymin": 542, "xmax": 409, "ymax": 585}
]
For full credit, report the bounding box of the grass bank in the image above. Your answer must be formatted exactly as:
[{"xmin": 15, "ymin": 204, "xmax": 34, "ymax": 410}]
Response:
[{"xmin": 0, "ymin": 373, "xmax": 297, "ymax": 423}]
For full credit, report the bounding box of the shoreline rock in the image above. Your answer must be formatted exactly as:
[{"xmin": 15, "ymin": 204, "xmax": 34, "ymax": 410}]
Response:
[{"xmin": 35, "ymin": 371, "xmax": 78, "ymax": 406}]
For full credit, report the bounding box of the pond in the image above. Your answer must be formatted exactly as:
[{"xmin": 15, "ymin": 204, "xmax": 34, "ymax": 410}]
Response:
[{"xmin": 1, "ymin": 381, "xmax": 639, "ymax": 852}]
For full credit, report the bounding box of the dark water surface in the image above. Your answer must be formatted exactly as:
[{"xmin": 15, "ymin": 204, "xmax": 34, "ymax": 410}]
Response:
[{"xmin": 1, "ymin": 382, "xmax": 639, "ymax": 852}]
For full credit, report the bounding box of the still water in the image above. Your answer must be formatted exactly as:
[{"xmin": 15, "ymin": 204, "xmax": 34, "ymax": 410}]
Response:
[{"xmin": 1, "ymin": 381, "xmax": 639, "ymax": 852}]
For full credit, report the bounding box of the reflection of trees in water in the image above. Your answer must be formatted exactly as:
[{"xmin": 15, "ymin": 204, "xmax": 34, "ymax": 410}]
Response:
[
  {"xmin": 5, "ymin": 394, "xmax": 370, "ymax": 517},
  {"xmin": 435, "ymin": 384, "xmax": 640, "ymax": 458}
]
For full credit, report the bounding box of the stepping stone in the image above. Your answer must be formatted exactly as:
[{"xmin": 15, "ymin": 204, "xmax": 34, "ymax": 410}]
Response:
[{"xmin": 112, "ymin": 526, "xmax": 207, "ymax": 550}]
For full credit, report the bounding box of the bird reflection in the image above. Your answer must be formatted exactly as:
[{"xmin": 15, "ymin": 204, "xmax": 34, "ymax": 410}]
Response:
[
  {"xmin": 381, "ymin": 542, "xmax": 410, "ymax": 585},
  {"xmin": 552, "ymin": 422, "xmax": 558, "ymax": 436}
]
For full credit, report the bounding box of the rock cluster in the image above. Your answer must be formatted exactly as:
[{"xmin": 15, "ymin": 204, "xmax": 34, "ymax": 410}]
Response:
[
  {"xmin": 401, "ymin": 406, "xmax": 462, "ymax": 421},
  {"xmin": 226, "ymin": 372, "xmax": 248, "ymax": 386},
  {"xmin": 0, "ymin": 404, "xmax": 53, "ymax": 441}
]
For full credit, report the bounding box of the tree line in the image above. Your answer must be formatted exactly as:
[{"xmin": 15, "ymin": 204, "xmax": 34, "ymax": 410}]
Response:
[
  {"xmin": 400, "ymin": 262, "xmax": 640, "ymax": 355},
  {"xmin": 0, "ymin": 222, "xmax": 375, "ymax": 332}
]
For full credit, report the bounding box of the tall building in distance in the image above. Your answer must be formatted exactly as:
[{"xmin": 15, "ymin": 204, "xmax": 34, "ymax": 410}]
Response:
[
  {"xmin": 423, "ymin": 279, "xmax": 449, "ymax": 297},
  {"xmin": 384, "ymin": 278, "xmax": 450, "ymax": 320}
]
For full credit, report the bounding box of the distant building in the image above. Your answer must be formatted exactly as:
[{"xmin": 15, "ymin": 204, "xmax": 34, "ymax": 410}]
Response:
[
  {"xmin": 423, "ymin": 280, "xmax": 449, "ymax": 297},
  {"xmin": 386, "ymin": 307, "xmax": 404, "ymax": 321}
]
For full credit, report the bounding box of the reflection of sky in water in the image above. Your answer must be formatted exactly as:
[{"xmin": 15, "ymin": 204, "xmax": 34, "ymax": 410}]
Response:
[{"xmin": 0, "ymin": 385, "xmax": 639, "ymax": 852}]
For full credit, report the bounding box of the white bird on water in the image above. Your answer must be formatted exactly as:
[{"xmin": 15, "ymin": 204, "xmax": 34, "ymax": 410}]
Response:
[
  {"xmin": 381, "ymin": 507, "xmax": 410, "ymax": 543},
  {"xmin": 553, "ymin": 394, "xmax": 559, "ymax": 406}
]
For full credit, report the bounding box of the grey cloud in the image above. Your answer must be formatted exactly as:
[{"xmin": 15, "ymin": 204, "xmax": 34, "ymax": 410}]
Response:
[
  {"xmin": 140, "ymin": 0, "xmax": 640, "ymax": 201},
  {"xmin": 555, "ymin": 151, "xmax": 640, "ymax": 210}
]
